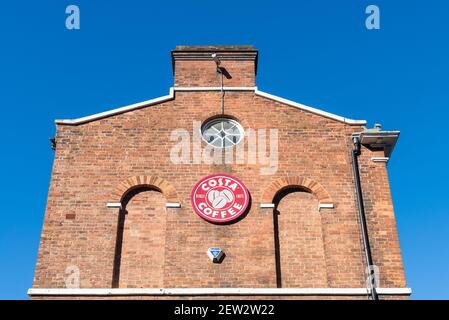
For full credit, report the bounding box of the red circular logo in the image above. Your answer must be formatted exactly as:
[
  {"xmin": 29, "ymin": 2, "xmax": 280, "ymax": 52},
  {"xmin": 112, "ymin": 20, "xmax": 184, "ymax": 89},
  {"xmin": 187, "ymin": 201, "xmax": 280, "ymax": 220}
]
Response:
[{"xmin": 191, "ymin": 174, "xmax": 250, "ymax": 224}]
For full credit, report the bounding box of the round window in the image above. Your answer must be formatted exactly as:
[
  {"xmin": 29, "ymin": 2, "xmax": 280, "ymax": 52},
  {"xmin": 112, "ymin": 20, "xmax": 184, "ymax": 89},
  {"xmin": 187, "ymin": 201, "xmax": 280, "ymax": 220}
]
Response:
[{"xmin": 201, "ymin": 118, "xmax": 244, "ymax": 148}]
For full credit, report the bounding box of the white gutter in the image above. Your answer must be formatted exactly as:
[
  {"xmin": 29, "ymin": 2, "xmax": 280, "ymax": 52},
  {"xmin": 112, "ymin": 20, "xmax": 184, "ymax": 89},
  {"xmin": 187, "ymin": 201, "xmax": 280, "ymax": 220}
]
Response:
[
  {"xmin": 54, "ymin": 88, "xmax": 175, "ymax": 125},
  {"xmin": 255, "ymin": 89, "xmax": 366, "ymax": 126},
  {"xmin": 54, "ymin": 86, "xmax": 366, "ymax": 126},
  {"xmin": 28, "ymin": 287, "xmax": 411, "ymax": 296}
]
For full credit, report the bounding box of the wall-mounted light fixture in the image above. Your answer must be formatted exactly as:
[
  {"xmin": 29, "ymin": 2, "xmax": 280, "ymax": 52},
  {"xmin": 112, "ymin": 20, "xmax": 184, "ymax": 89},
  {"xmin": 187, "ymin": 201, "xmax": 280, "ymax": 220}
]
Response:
[{"xmin": 207, "ymin": 247, "xmax": 224, "ymax": 263}]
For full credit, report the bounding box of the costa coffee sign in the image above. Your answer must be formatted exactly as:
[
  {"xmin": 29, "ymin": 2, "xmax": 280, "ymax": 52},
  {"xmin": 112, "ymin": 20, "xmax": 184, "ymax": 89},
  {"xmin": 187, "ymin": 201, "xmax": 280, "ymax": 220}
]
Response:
[{"xmin": 191, "ymin": 174, "xmax": 250, "ymax": 223}]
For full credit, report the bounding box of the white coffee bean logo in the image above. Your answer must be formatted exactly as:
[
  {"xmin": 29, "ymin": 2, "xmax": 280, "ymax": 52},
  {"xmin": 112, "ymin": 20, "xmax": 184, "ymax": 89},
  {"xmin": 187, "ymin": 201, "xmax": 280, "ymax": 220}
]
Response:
[
  {"xmin": 221, "ymin": 189, "xmax": 234, "ymax": 202},
  {"xmin": 208, "ymin": 189, "xmax": 235, "ymax": 209},
  {"xmin": 208, "ymin": 190, "xmax": 220, "ymax": 204},
  {"xmin": 212, "ymin": 196, "xmax": 228, "ymax": 209}
]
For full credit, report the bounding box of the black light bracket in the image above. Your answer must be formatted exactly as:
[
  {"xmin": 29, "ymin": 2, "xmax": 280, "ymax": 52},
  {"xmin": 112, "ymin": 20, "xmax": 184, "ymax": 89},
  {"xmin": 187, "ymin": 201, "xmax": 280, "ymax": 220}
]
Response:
[{"xmin": 50, "ymin": 137, "xmax": 56, "ymax": 150}]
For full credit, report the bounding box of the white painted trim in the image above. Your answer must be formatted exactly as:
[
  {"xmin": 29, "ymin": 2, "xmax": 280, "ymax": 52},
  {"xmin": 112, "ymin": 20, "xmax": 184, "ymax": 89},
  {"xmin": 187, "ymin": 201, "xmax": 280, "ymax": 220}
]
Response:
[
  {"xmin": 260, "ymin": 203, "xmax": 275, "ymax": 208},
  {"xmin": 174, "ymin": 86, "xmax": 257, "ymax": 92},
  {"xmin": 166, "ymin": 202, "xmax": 181, "ymax": 208},
  {"xmin": 376, "ymin": 288, "xmax": 412, "ymax": 295},
  {"xmin": 28, "ymin": 287, "xmax": 411, "ymax": 296},
  {"xmin": 318, "ymin": 203, "xmax": 334, "ymax": 210},
  {"xmin": 55, "ymin": 88, "xmax": 175, "ymax": 125},
  {"xmin": 106, "ymin": 203, "xmax": 122, "ymax": 209},
  {"xmin": 371, "ymin": 157, "xmax": 389, "ymax": 163},
  {"xmin": 54, "ymin": 86, "xmax": 366, "ymax": 127},
  {"xmin": 255, "ymin": 89, "xmax": 366, "ymax": 126}
]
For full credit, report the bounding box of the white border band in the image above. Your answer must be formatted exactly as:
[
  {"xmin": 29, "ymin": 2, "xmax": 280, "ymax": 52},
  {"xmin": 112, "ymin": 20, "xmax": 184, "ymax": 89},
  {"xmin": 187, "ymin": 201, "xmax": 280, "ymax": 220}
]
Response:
[
  {"xmin": 28, "ymin": 287, "xmax": 411, "ymax": 296},
  {"xmin": 260, "ymin": 203, "xmax": 275, "ymax": 208}
]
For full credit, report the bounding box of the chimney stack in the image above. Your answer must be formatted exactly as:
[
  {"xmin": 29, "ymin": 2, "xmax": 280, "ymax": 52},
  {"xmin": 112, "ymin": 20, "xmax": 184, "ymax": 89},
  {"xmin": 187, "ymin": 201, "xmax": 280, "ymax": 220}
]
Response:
[{"xmin": 171, "ymin": 45, "xmax": 258, "ymax": 88}]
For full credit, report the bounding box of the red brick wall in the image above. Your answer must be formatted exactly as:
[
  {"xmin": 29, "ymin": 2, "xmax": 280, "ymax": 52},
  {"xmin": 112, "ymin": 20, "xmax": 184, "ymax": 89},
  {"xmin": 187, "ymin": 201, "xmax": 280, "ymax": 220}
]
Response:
[
  {"xmin": 276, "ymin": 190, "xmax": 327, "ymax": 287},
  {"xmin": 32, "ymin": 47, "xmax": 407, "ymax": 299},
  {"xmin": 117, "ymin": 188, "xmax": 166, "ymax": 288},
  {"xmin": 174, "ymin": 60, "xmax": 256, "ymax": 88},
  {"xmin": 359, "ymin": 148, "xmax": 406, "ymax": 288}
]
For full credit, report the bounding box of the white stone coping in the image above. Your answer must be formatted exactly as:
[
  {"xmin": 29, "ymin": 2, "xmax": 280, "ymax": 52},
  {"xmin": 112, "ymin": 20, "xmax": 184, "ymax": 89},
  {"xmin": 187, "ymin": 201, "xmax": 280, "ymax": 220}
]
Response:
[
  {"xmin": 255, "ymin": 89, "xmax": 366, "ymax": 126},
  {"xmin": 318, "ymin": 203, "xmax": 335, "ymax": 210},
  {"xmin": 106, "ymin": 202, "xmax": 122, "ymax": 209},
  {"xmin": 55, "ymin": 88, "xmax": 174, "ymax": 125},
  {"xmin": 166, "ymin": 202, "xmax": 182, "ymax": 208},
  {"xmin": 371, "ymin": 157, "xmax": 389, "ymax": 163},
  {"xmin": 54, "ymin": 87, "xmax": 366, "ymax": 126},
  {"xmin": 28, "ymin": 287, "xmax": 411, "ymax": 296}
]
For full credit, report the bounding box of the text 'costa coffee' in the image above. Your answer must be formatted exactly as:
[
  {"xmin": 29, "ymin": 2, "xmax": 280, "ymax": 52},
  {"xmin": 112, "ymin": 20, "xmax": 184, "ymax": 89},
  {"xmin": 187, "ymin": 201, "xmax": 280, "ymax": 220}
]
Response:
[{"xmin": 191, "ymin": 174, "xmax": 250, "ymax": 223}]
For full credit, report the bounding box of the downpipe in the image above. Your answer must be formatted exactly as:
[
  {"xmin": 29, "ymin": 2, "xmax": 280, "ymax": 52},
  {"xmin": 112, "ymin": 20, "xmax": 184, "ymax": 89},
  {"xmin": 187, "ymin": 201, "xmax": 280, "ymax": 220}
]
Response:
[{"xmin": 352, "ymin": 136, "xmax": 378, "ymax": 300}]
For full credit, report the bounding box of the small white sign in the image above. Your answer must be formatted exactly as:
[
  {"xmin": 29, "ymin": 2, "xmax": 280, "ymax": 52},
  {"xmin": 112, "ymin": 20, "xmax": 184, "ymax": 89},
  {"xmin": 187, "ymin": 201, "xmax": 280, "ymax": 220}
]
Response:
[{"xmin": 207, "ymin": 248, "xmax": 224, "ymax": 263}]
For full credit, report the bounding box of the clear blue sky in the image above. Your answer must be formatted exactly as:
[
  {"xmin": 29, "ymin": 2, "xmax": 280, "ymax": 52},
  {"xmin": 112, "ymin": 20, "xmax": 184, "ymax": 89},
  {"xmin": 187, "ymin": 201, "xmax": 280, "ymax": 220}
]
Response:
[{"xmin": 0, "ymin": 0, "xmax": 447, "ymax": 300}]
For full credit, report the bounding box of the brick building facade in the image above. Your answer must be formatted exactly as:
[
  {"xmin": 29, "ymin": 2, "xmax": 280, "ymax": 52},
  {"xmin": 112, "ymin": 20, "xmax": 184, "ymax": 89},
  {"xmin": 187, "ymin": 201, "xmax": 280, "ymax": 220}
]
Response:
[{"xmin": 29, "ymin": 45, "xmax": 410, "ymax": 299}]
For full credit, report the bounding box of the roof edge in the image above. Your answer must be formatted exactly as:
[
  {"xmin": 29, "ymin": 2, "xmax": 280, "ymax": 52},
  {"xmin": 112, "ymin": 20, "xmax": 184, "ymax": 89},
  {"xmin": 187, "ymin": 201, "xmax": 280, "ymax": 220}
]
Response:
[
  {"xmin": 172, "ymin": 45, "xmax": 257, "ymax": 52},
  {"xmin": 171, "ymin": 47, "xmax": 258, "ymax": 75},
  {"xmin": 55, "ymin": 88, "xmax": 174, "ymax": 126},
  {"xmin": 255, "ymin": 89, "xmax": 367, "ymax": 126},
  {"xmin": 54, "ymin": 87, "xmax": 367, "ymax": 126}
]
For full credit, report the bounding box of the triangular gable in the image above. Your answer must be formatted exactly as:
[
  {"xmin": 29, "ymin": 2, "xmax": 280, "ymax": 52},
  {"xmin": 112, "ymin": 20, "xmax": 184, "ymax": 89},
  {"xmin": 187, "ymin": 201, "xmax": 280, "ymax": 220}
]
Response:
[{"xmin": 55, "ymin": 87, "xmax": 366, "ymax": 126}]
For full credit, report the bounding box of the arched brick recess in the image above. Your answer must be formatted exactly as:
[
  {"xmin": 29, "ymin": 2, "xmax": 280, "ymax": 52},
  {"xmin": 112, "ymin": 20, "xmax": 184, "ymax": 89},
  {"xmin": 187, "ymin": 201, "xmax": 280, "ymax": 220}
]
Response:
[
  {"xmin": 274, "ymin": 189, "xmax": 328, "ymax": 287},
  {"xmin": 116, "ymin": 188, "xmax": 167, "ymax": 288},
  {"xmin": 112, "ymin": 175, "xmax": 179, "ymax": 203},
  {"xmin": 262, "ymin": 176, "xmax": 333, "ymax": 205}
]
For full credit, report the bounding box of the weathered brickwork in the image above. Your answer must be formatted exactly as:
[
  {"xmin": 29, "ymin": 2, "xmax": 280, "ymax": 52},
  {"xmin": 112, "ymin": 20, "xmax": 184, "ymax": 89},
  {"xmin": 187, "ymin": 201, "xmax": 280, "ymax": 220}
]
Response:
[
  {"xmin": 117, "ymin": 189, "xmax": 167, "ymax": 288},
  {"xmin": 31, "ymin": 45, "xmax": 408, "ymax": 300},
  {"xmin": 276, "ymin": 190, "xmax": 328, "ymax": 287},
  {"xmin": 359, "ymin": 149, "xmax": 406, "ymax": 288}
]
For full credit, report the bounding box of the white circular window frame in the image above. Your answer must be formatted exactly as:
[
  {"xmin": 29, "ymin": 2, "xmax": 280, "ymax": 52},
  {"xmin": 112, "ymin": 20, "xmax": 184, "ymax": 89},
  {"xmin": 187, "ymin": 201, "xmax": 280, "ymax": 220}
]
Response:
[{"xmin": 201, "ymin": 118, "xmax": 245, "ymax": 149}]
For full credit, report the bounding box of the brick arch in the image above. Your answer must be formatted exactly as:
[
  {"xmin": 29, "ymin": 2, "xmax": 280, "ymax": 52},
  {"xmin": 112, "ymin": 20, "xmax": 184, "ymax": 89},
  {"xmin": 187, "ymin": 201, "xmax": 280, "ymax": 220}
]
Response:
[
  {"xmin": 112, "ymin": 175, "xmax": 179, "ymax": 203},
  {"xmin": 262, "ymin": 176, "xmax": 333, "ymax": 205}
]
